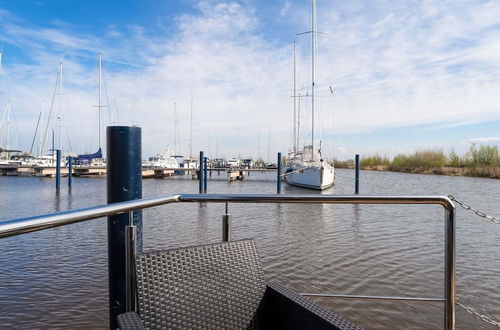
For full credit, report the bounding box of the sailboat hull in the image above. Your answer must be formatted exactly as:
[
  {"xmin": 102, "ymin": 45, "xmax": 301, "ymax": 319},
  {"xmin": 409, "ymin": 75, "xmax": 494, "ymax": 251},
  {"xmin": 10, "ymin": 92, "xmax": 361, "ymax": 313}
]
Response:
[{"xmin": 285, "ymin": 162, "xmax": 335, "ymax": 190}]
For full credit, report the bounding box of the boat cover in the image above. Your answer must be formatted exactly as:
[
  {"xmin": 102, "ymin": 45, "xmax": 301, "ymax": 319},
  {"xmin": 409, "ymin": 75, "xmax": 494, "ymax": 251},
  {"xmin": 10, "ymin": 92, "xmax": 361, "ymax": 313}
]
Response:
[{"xmin": 75, "ymin": 148, "xmax": 102, "ymax": 164}]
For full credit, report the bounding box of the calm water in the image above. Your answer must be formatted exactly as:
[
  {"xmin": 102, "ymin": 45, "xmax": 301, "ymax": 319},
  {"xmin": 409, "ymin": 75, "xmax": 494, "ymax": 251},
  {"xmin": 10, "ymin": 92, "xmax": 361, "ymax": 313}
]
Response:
[{"xmin": 0, "ymin": 169, "xmax": 499, "ymax": 329}]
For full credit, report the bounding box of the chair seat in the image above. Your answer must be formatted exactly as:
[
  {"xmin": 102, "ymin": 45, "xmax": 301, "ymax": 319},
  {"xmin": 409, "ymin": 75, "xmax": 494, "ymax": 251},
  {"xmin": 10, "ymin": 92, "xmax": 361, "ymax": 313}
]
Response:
[{"xmin": 117, "ymin": 239, "xmax": 362, "ymax": 330}]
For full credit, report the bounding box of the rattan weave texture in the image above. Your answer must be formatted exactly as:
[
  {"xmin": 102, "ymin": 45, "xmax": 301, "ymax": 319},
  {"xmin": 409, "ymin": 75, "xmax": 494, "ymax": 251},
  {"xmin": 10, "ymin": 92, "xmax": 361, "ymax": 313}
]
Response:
[
  {"xmin": 265, "ymin": 282, "xmax": 362, "ymax": 330},
  {"xmin": 117, "ymin": 312, "xmax": 145, "ymax": 329},
  {"xmin": 135, "ymin": 239, "xmax": 266, "ymax": 329}
]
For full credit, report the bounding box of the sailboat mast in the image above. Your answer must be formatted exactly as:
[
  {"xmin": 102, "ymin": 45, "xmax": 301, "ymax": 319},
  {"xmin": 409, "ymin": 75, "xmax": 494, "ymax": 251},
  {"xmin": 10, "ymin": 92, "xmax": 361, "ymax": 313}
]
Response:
[
  {"xmin": 311, "ymin": 0, "xmax": 316, "ymax": 156},
  {"xmin": 293, "ymin": 40, "xmax": 297, "ymax": 154},
  {"xmin": 173, "ymin": 102, "xmax": 178, "ymax": 154},
  {"xmin": 190, "ymin": 94, "xmax": 193, "ymax": 159},
  {"xmin": 6, "ymin": 101, "xmax": 10, "ymax": 150},
  {"xmin": 58, "ymin": 62, "xmax": 63, "ymax": 151},
  {"xmin": 98, "ymin": 53, "xmax": 102, "ymax": 149},
  {"xmin": 30, "ymin": 103, "xmax": 43, "ymax": 155},
  {"xmin": 40, "ymin": 65, "xmax": 60, "ymax": 155},
  {"xmin": 297, "ymin": 92, "xmax": 301, "ymax": 149}
]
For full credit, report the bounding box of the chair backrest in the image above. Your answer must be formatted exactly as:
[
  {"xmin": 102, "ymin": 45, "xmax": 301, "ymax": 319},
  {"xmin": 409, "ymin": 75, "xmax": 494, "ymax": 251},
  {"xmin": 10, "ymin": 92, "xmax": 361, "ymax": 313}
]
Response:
[{"xmin": 135, "ymin": 239, "xmax": 266, "ymax": 329}]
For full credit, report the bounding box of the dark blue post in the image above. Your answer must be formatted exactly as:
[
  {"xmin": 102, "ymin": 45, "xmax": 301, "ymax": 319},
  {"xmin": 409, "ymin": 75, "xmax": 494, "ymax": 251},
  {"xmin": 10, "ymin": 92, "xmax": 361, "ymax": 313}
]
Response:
[
  {"xmin": 277, "ymin": 152, "xmax": 282, "ymax": 194},
  {"xmin": 67, "ymin": 157, "xmax": 73, "ymax": 188},
  {"xmin": 355, "ymin": 154, "xmax": 360, "ymax": 194},
  {"xmin": 107, "ymin": 126, "xmax": 142, "ymax": 329},
  {"xmin": 199, "ymin": 151, "xmax": 204, "ymax": 194},
  {"xmin": 203, "ymin": 157, "xmax": 208, "ymax": 193},
  {"xmin": 55, "ymin": 149, "xmax": 61, "ymax": 190}
]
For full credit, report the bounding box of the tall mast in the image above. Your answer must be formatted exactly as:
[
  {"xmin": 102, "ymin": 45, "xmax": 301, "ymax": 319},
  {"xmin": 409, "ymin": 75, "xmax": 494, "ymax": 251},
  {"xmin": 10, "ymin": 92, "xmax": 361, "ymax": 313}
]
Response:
[
  {"xmin": 311, "ymin": 0, "xmax": 316, "ymax": 156},
  {"xmin": 297, "ymin": 92, "xmax": 301, "ymax": 149},
  {"xmin": 293, "ymin": 40, "xmax": 297, "ymax": 154},
  {"xmin": 41, "ymin": 65, "xmax": 61, "ymax": 154},
  {"xmin": 6, "ymin": 101, "xmax": 10, "ymax": 150},
  {"xmin": 173, "ymin": 102, "xmax": 178, "ymax": 154},
  {"xmin": 60, "ymin": 62, "xmax": 63, "ymax": 95},
  {"xmin": 58, "ymin": 62, "xmax": 63, "ymax": 150},
  {"xmin": 30, "ymin": 103, "xmax": 43, "ymax": 155},
  {"xmin": 190, "ymin": 94, "xmax": 193, "ymax": 159},
  {"xmin": 267, "ymin": 127, "xmax": 270, "ymax": 163},
  {"xmin": 98, "ymin": 53, "xmax": 102, "ymax": 149}
]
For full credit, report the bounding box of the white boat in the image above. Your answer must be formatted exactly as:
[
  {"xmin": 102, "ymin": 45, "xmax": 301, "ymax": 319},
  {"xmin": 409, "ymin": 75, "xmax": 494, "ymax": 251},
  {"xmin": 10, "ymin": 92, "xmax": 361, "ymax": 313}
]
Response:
[
  {"xmin": 286, "ymin": 146, "xmax": 335, "ymax": 190},
  {"xmin": 227, "ymin": 157, "xmax": 240, "ymax": 168},
  {"xmin": 285, "ymin": 0, "xmax": 335, "ymax": 190},
  {"xmin": 144, "ymin": 153, "xmax": 178, "ymax": 169}
]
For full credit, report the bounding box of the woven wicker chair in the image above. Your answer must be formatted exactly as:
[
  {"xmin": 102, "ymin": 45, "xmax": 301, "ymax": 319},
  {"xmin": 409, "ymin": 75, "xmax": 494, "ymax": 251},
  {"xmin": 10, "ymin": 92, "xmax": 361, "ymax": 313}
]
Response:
[{"xmin": 117, "ymin": 239, "xmax": 362, "ymax": 330}]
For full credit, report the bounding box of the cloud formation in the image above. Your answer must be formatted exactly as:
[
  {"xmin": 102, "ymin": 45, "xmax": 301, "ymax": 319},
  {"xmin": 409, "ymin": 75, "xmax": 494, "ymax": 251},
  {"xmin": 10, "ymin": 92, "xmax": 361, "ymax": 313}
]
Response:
[{"xmin": 0, "ymin": 0, "xmax": 500, "ymax": 159}]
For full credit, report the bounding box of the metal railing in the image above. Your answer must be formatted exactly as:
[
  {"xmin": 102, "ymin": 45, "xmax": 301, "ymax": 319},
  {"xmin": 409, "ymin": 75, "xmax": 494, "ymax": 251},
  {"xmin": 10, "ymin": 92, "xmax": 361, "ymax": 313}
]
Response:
[{"xmin": 0, "ymin": 194, "xmax": 456, "ymax": 330}]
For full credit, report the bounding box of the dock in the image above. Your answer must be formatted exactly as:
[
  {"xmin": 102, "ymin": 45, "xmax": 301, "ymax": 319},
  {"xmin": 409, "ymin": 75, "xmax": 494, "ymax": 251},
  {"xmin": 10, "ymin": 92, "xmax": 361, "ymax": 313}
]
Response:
[{"xmin": 0, "ymin": 165, "xmax": 277, "ymax": 179}]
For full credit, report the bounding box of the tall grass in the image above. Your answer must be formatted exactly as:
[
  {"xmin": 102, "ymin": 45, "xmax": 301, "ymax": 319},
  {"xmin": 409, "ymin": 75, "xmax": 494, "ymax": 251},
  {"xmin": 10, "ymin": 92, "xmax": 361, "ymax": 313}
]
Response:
[
  {"xmin": 390, "ymin": 150, "xmax": 446, "ymax": 171},
  {"xmin": 361, "ymin": 154, "xmax": 390, "ymax": 167},
  {"xmin": 340, "ymin": 144, "xmax": 500, "ymax": 178}
]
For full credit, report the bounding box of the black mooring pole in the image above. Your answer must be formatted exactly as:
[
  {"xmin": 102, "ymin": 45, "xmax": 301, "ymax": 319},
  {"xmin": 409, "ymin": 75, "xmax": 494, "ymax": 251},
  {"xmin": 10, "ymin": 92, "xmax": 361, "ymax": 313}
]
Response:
[
  {"xmin": 107, "ymin": 126, "xmax": 142, "ymax": 329},
  {"xmin": 277, "ymin": 152, "xmax": 282, "ymax": 194},
  {"xmin": 55, "ymin": 149, "xmax": 61, "ymax": 191},
  {"xmin": 199, "ymin": 151, "xmax": 204, "ymax": 194},
  {"xmin": 203, "ymin": 156, "xmax": 208, "ymax": 193},
  {"xmin": 67, "ymin": 157, "xmax": 73, "ymax": 189},
  {"xmin": 355, "ymin": 154, "xmax": 360, "ymax": 194}
]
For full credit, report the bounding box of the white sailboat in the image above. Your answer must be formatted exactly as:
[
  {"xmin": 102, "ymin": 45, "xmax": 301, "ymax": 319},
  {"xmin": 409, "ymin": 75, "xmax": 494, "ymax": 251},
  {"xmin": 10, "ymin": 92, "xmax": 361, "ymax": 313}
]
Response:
[{"xmin": 285, "ymin": 0, "xmax": 335, "ymax": 190}]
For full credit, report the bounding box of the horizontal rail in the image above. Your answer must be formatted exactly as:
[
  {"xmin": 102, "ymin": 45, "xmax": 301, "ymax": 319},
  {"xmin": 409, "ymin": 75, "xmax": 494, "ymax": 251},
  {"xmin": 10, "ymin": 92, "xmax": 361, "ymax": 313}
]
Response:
[
  {"xmin": 0, "ymin": 194, "xmax": 453, "ymax": 239},
  {"xmin": 0, "ymin": 193, "xmax": 455, "ymax": 330},
  {"xmin": 0, "ymin": 195, "xmax": 180, "ymax": 239},
  {"xmin": 301, "ymin": 293, "xmax": 446, "ymax": 303}
]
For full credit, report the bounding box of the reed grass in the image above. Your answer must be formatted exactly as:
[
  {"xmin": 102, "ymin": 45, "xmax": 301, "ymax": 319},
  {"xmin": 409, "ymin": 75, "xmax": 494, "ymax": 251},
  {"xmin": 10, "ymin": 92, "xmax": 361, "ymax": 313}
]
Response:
[{"xmin": 334, "ymin": 144, "xmax": 500, "ymax": 179}]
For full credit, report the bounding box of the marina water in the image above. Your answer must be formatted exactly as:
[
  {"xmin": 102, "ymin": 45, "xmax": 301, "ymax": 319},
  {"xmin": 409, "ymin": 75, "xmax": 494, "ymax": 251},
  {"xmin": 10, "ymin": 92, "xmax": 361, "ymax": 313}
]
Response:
[{"xmin": 1, "ymin": 169, "xmax": 499, "ymax": 329}]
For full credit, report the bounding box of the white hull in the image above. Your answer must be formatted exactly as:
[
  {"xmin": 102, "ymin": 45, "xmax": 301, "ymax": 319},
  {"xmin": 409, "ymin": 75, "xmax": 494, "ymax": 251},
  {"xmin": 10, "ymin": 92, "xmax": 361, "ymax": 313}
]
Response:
[{"xmin": 285, "ymin": 161, "xmax": 335, "ymax": 190}]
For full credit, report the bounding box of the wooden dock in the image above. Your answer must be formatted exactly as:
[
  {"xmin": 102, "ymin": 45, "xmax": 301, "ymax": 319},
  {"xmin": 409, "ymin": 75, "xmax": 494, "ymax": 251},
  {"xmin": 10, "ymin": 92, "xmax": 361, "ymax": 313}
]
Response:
[{"xmin": 0, "ymin": 165, "xmax": 277, "ymax": 179}]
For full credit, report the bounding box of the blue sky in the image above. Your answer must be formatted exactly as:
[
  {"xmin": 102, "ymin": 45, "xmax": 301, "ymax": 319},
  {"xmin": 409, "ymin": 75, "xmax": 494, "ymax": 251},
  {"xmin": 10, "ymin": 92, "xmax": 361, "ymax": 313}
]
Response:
[{"xmin": 0, "ymin": 0, "xmax": 500, "ymax": 160}]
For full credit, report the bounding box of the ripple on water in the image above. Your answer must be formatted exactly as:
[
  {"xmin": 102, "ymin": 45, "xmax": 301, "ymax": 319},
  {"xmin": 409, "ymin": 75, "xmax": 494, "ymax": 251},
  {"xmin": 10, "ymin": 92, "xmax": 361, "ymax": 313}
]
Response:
[{"xmin": 0, "ymin": 170, "xmax": 499, "ymax": 329}]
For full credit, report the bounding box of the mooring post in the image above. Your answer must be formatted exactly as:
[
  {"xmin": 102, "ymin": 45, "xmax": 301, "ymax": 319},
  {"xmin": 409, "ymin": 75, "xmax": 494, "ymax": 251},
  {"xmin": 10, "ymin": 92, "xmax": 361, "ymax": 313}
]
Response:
[
  {"xmin": 277, "ymin": 152, "xmax": 282, "ymax": 194},
  {"xmin": 107, "ymin": 126, "xmax": 142, "ymax": 329},
  {"xmin": 199, "ymin": 151, "xmax": 204, "ymax": 194},
  {"xmin": 355, "ymin": 154, "xmax": 360, "ymax": 194},
  {"xmin": 55, "ymin": 149, "xmax": 61, "ymax": 191},
  {"xmin": 203, "ymin": 157, "xmax": 208, "ymax": 193},
  {"xmin": 67, "ymin": 157, "xmax": 73, "ymax": 188}
]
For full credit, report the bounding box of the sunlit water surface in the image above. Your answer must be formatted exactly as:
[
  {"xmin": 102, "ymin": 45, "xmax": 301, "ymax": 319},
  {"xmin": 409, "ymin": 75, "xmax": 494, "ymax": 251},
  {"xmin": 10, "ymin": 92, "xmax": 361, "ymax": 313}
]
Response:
[{"xmin": 0, "ymin": 169, "xmax": 499, "ymax": 329}]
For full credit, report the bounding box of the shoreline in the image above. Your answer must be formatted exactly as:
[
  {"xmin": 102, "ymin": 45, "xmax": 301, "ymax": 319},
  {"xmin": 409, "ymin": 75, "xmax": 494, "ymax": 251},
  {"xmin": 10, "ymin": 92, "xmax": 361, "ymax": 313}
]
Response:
[{"xmin": 335, "ymin": 164, "xmax": 500, "ymax": 179}]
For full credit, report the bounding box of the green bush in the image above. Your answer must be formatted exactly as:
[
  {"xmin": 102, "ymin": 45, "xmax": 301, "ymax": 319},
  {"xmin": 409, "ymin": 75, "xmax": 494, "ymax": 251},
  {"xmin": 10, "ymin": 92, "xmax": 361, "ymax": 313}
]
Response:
[
  {"xmin": 466, "ymin": 144, "xmax": 499, "ymax": 167},
  {"xmin": 361, "ymin": 154, "xmax": 390, "ymax": 167},
  {"xmin": 390, "ymin": 150, "xmax": 445, "ymax": 171}
]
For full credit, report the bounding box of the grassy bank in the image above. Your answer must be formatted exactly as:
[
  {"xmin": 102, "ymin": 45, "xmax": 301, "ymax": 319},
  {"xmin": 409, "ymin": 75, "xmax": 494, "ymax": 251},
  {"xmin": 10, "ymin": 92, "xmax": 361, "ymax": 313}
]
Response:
[{"xmin": 333, "ymin": 144, "xmax": 500, "ymax": 179}]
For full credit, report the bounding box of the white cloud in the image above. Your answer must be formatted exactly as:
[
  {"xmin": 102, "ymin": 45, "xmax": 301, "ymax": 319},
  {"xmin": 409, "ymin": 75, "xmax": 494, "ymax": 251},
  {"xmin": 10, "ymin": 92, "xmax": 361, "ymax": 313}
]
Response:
[
  {"xmin": 280, "ymin": 1, "xmax": 292, "ymax": 17},
  {"xmin": 2, "ymin": 0, "xmax": 500, "ymax": 159},
  {"xmin": 468, "ymin": 137, "xmax": 500, "ymax": 143}
]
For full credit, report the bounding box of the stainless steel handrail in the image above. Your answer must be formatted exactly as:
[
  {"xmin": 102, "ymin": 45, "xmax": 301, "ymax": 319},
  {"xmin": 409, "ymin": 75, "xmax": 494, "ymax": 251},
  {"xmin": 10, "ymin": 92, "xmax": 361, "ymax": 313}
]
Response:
[{"xmin": 0, "ymin": 194, "xmax": 455, "ymax": 330}]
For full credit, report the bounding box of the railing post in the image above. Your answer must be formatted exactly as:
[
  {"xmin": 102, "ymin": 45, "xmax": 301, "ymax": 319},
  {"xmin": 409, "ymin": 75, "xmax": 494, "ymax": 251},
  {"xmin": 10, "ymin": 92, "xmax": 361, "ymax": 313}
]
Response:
[
  {"xmin": 107, "ymin": 126, "xmax": 142, "ymax": 329},
  {"xmin": 67, "ymin": 156, "xmax": 72, "ymax": 188},
  {"xmin": 444, "ymin": 205, "xmax": 456, "ymax": 330},
  {"xmin": 199, "ymin": 151, "xmax": 204, "ymax": 194},
  {"xmin": 203, "ymin": 157, "xmax": 208, "ymax": 193},
  {"xmin": 125, "ymin": 214, "xmax": 137, "ymax": 313},
  {"xmin": 277, "ymin": 152, "xmax": 282, "ymax": 194},
  {"xmin": 355, "ymin": 154, "xmax": 360, "ymax": 194},
  {"xmin": 222, "ymin": 203, "xmax": 231, "ymax": 242},
  {"xmin": 55, "ymin": 149, "xmax": 61, "ymax": 191}
]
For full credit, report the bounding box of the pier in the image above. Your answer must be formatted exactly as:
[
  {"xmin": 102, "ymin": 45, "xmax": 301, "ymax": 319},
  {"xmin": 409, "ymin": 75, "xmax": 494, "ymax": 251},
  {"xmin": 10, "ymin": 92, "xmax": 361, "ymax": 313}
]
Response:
[{"xmin": 0, "ymin": 165, "xmax": 278, "ymax": 178}]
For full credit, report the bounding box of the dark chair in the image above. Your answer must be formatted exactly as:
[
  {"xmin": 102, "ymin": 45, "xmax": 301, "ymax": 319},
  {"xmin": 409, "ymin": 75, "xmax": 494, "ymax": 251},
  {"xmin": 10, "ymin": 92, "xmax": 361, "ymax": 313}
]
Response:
[{"xmin": 117, "ymin": 239, "xmax": 362, "ymax": 330}]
